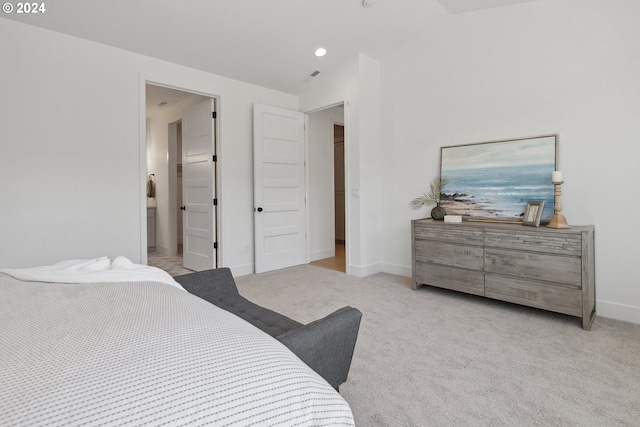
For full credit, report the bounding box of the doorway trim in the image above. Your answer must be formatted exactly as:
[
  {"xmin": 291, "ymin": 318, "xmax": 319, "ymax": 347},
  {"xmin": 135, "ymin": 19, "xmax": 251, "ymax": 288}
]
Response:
[
  {"xmin": 139, "ymin": 74, "xmax": 222, "ymax": 267},
  {"xmin": 167, "ymin": 119, "xmax": 180, "ymax": 257},
  {"xmin": 331, "ymin": 119, "xmax": 345, "ymax": 251}
]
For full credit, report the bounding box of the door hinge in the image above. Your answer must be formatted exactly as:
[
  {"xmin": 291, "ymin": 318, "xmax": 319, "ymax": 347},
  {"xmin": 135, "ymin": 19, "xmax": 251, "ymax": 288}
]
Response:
[
  {"xmin": 213, "ymin": 242, "xmax": 218, "ymax": 249},
  {"xmin": 212, "ymin": 111, "xmax": 217, "ymax": 119},
  {"xmin": 213, "ymin": 198, "xmax": 218, "ymax": 206},
  {"xmin": 212, "ymin": 155, "xmax": 217, "ymax": 162}
]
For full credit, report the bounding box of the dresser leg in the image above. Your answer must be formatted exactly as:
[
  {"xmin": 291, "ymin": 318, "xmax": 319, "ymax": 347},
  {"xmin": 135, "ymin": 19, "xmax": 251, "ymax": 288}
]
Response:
[{"xmin": 582, "ymin": 309, "xmax": 596, "ymax": 331}]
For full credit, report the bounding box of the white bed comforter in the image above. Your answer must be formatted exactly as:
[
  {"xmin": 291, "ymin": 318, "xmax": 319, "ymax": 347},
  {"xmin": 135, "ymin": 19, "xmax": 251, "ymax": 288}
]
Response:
[
  {"xmin": 0, "ymin": 271, "xmax": 355, "ymax": 426},
  {"xmin": 0, "ymin": 256, "xmax": 184, "ymax": 290}
]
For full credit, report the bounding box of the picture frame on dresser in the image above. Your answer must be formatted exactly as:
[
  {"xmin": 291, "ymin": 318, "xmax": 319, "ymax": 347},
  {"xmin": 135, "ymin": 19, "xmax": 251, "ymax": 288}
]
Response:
[{"xmin": 522, "ymin": 200, "xmax": 545, "ymax": 227}]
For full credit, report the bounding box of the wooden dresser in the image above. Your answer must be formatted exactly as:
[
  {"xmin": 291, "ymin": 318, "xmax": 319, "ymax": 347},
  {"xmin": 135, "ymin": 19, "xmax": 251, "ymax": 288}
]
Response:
[{"xmin": 411, "ymin": 219, "xmax": 596, "ymax": 330}]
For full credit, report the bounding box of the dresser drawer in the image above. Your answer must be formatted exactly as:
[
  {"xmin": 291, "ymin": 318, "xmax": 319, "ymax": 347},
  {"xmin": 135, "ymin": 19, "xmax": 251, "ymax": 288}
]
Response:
[
  {"xmin": 485, "ymin": 248, "xmax": 582, "ymax": 287},
  {"xmin": 415, "ymin": 241, "xmax": 483, "ymax": 270},
  {"xmin": 415, "ymin": 262, "xmax": 484, "ymax": 296},
  {"xmin": 484, "ymin": 228, "xmax": 582, "ymax": 256},
  {"xmin": 485, "ymin": 273, "xmax": 582, "ymax": 316},
  {"xmin": 414, "ymin": 222, "xmax": 483, "ymax": 245}
]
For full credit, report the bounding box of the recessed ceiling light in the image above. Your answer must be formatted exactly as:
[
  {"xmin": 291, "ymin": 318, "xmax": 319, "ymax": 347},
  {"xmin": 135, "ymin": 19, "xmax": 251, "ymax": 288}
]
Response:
[{"xmin": 314, "ymin": 48, "xmax": 327, "ymax": 57}]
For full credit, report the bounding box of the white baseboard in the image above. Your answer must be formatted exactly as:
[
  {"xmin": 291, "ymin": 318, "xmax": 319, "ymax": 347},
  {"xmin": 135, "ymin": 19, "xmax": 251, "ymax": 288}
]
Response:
[
  {"xmin": 229, "ymin": 263, "xmax": 254, "ymax": 277},
  {"xmin": 379, "ymin": 262, "xmax": 412, "ymax": 278},
  {"xmin": 348, "ymin": 263, "xmax": 381, "ymax": 277},
  {"xmin": 310, "ymin": 248, "xmax": 335, "ymax": 262},
  {"xmin": 347, "ymin": 263, "xmax": 412, "ymax": 278},
  {"xmin": 596, "ymin": 300, "xmax": 640, "ymax": 325}
]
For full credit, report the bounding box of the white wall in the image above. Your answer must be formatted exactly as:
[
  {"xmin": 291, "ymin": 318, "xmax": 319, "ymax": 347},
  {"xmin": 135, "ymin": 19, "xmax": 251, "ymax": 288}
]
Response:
[
  {"xmin": 307, "ymin": 105, "xmax": 344, "ymax": 261},
  {"xmin": 380, "ymin": 0, "xmax": 640, "ymax": 323},
  {"xmin": 0, "ymin": 19, "xmax": 298, "ymax": 274}
]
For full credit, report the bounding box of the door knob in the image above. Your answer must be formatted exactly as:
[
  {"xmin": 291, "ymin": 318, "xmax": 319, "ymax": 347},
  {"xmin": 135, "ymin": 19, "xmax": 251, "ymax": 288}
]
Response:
[
  {"xmin": 256, "ymin": 207, "xmax": 263, "ymax": 212},
  {"xmin": 180, "ymin": 206, "xmax": 186, "ymax": 211}
]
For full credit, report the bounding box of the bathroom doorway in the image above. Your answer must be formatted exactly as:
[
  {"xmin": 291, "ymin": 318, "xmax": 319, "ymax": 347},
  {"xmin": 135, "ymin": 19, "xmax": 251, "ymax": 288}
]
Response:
[{"xmin": 145, "ymin": 84, "xmax": 218, "ymax": 274}]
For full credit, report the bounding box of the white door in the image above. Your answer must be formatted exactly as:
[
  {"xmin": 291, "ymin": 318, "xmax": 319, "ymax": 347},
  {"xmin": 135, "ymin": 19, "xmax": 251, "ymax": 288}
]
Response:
[
  {"xmin": 182, "ymin": 99, "xmax": 216, "ymax": 271},
  {"xmin": 253, "ymin": 104, "xmax": 306, "ymax": 273}
]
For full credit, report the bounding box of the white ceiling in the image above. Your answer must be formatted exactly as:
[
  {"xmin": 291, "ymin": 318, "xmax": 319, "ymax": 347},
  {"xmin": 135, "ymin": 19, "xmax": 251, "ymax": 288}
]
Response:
[
  {"xmin": 145, "ymin": 84, "xmax": 203, "ymax": 117},
  {"xmin": 2, "ymin": 0, "xmax": 540, "ymax": 96}
]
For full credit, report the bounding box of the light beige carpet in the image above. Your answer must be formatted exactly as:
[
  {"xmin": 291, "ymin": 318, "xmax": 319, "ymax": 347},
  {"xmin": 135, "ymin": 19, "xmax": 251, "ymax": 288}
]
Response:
[{"xmin": 235, "ymin": 265, "xmax": 640, "ymax": 427}]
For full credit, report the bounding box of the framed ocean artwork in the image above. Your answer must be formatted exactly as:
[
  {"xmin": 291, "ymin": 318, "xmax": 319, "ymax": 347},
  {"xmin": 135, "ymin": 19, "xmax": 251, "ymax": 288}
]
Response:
[{"xmin": 439, "ymin": 135, "xmax": 558, "ymax": 223}]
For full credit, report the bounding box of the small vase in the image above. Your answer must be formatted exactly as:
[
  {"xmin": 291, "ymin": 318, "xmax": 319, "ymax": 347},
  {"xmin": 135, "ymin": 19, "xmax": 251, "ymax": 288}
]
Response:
[{"xmin": 431, "ymin": 204, "xmax": 446, "ymax": 221}]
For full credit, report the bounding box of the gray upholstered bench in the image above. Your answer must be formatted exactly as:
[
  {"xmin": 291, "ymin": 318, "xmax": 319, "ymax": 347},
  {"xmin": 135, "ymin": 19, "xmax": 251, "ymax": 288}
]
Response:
[{"xmin": 174, "ymin": 268, "xmax": 362, "ymax": 390}]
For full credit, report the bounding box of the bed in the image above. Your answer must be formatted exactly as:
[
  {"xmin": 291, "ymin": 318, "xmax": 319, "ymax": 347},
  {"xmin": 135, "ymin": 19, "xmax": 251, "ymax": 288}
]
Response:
[{"xmin": 0, "ymin": 257, "xmax": 355, "ymax": 426}]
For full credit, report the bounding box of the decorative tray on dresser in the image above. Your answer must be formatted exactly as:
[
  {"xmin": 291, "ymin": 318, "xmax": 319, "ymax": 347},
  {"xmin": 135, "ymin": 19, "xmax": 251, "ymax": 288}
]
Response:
[{"xmin": 411, "ymin": 219, "xmax": 596, "ymax": 330}]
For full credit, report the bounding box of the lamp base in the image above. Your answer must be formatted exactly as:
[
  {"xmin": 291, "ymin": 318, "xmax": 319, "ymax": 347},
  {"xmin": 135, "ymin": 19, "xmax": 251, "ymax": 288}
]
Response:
[{"xmin": 547, "ymin": 214, "xmax": 570, "ymax": 229}]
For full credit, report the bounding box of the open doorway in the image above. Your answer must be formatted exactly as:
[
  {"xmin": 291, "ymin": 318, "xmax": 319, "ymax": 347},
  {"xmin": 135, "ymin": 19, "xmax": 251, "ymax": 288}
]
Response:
[
  {"xmin": 145, "ymin": 84, "xmax": 218, "ymax": 275},
  {"xmin": 308, "ymin": 104, "xmax": 346, "ymax": 273}
]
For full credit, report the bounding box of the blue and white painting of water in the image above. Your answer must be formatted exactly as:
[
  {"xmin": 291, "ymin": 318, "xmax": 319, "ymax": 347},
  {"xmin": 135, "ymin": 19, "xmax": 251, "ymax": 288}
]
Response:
[
  {"xmin": 442, "ymin": 164, "xmax": 555, "ymax": 221},
  {"xmin": 440, "ymin": 136, "xmax": 557, "ymax": 222}
]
